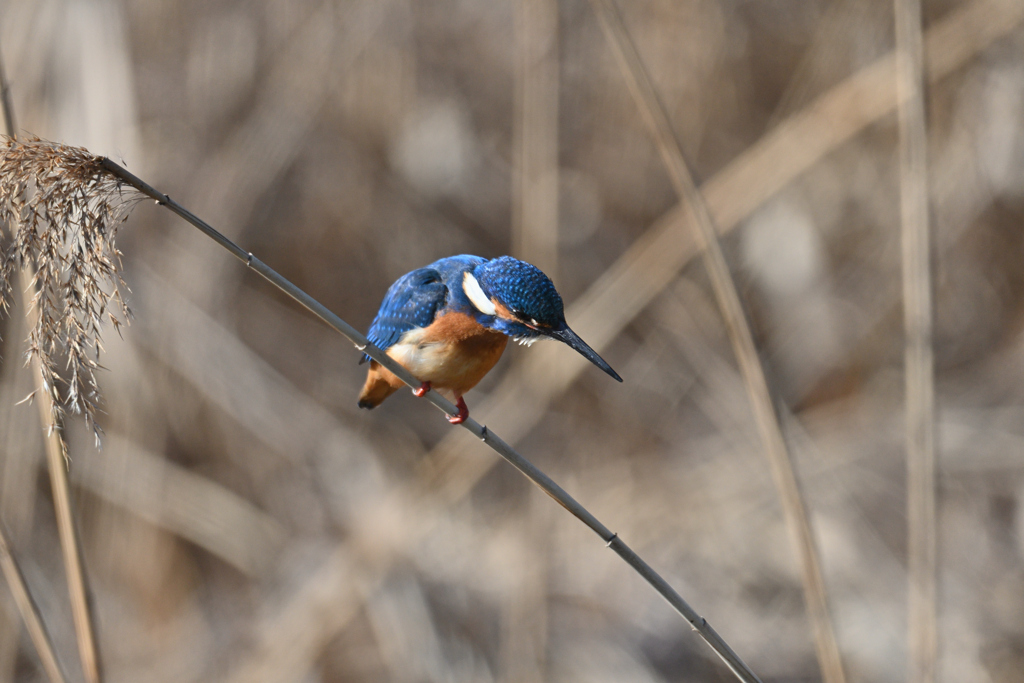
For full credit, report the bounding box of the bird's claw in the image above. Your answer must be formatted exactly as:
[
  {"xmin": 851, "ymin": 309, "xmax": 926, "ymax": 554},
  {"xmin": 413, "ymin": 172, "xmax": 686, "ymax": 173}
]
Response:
[
  {"xmin": 413, "ymin": 381, "xmax": 432, "ymax": 398},
  {"xmin": 447, "ymin": 396, "xmax": 469, "ymax": 425}
]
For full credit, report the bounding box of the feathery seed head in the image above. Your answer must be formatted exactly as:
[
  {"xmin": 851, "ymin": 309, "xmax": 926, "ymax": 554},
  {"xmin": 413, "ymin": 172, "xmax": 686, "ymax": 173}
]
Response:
[{"xmin": 0, "ymin": 136, "xmax": 141, "ymax": 444}]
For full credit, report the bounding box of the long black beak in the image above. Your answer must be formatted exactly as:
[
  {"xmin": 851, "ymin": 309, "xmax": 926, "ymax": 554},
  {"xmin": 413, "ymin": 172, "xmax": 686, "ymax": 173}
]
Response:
[{"xmin": 546, "ymin": 325, "xmax": 623, "ymax": 382}]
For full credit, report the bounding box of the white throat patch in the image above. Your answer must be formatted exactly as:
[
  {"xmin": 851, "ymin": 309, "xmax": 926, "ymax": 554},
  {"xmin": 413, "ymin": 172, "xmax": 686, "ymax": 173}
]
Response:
[
  {"xmin": 513, "ymin": 335, "xmax": 540, "ymax": 346},
  {"xmin": 463, "ymin": 272, "xmax": 497, "ymax": 316}
]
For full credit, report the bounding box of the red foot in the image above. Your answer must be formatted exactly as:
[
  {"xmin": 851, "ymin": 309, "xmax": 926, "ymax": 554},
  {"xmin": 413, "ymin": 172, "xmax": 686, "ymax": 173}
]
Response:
[
  {"xmin": 413, "ymin": 381, "xmax": 432, "ymax": 398},
  {"xmin": 447, "ymin": 396, "xmax": 469, "ymax": 424}
]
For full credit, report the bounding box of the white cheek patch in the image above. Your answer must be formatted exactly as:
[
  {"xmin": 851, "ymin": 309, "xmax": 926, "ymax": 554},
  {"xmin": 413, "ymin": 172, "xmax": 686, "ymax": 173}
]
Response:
[{"xmin": 463, "ymin": 272, "xmax": 497, "ymax": 316}]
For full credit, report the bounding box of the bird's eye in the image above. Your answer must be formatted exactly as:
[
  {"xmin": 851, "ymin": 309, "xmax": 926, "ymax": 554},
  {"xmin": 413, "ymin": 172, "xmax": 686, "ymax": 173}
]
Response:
[{"xmin": 509, "ymin": 309, "xmax": 541, "ymax": 327}]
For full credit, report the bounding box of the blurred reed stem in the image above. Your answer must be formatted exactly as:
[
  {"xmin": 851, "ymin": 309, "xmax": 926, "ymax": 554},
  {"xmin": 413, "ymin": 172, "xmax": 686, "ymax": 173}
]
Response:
[
  {"xmin": 512, "ymin": 0, "xmax": 560, "ymax": 280},
  {"xmin": 97, "ymin": 156, "xmax": 763, "ymax": 683},
  {"xmin": 0, "ymin": 522, "xmax": 67, "ymax": 683},
  {"xmin": 894, "ymin": 0, "xmax": 938, "ymax": 680},
  {"xmin": 587, "ymin": 2, "xmax": 847, "ymax": 682},
  {"xmin": 0, "ymin": 47, "xmax": 102, "ymax": 683}
]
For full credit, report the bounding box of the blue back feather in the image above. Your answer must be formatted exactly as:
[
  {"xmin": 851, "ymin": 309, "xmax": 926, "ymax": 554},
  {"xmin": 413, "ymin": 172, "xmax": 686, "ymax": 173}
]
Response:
[
  {"xmin": 361, "ymin": 255, "xmax": 487, "ymax": 363},
  {"xmin": 361, "ymin": 267, "xmax": 446, "ymax": 363}
]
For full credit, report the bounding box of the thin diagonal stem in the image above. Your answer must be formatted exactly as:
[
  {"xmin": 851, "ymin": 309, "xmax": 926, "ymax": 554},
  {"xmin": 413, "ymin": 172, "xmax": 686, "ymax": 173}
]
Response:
[
  {"xmin": 894, "ymin": 0, "xmax": 938, "ymax": 681},
  {"xmin": 0, "ymin": 47, "xmax": 102, "ymax": 683},
  {"xmin": 586, "ymin": 2, "xmax": 847, "ymax": 682},
  {"xmin": 99, "ymin": 157, "xmax": 763, "ymax": 683},
  {"xmin": 0, "ymin": 523, "xmax": 68, "ymax": 683}
]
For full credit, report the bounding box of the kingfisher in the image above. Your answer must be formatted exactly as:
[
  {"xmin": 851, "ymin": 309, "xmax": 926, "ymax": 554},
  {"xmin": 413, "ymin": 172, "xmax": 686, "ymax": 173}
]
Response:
[{"xmin": 358, "ymin": 255, "xmax": 622, "ymax": 423}]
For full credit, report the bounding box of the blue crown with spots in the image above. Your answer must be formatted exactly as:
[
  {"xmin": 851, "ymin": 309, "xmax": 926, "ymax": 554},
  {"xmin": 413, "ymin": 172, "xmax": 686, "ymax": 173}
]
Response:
[{"xmin": 474, "ymin": 256, "xmax": 565, "ymax": 327}]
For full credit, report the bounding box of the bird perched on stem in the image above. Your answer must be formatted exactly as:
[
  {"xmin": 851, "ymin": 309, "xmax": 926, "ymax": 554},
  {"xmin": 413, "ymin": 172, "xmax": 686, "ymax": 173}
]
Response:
[{"xmin": 358, "ymin": 255, "xmax": 622, "ymax": 423}]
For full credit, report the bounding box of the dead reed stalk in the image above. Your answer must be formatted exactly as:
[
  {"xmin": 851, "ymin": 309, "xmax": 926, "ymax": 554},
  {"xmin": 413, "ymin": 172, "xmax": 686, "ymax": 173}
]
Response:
[
  {"xmin": 0, "ymin": 53, "xmax": 105, "ymax": 683},
  {"xmin": 894, "ymin": 0, "xmax": 938, "ymax": 680},
  {"xmin": 0, "ymin": 522, "xmax": 67, "ymax": 683},
  {"xmin": 587, "ymin": 2, "xmax": 847, "ymax": 682}
]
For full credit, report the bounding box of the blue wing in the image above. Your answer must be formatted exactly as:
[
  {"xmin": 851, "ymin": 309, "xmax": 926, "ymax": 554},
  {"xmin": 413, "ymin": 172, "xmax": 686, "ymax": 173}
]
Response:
[
  {"xmin": 425, "ymin": 254, "xmax": 487, "ymax": 282},
  {"xmin": 361, "ymin": 267, "xmax": 448, "ymax": 363}
]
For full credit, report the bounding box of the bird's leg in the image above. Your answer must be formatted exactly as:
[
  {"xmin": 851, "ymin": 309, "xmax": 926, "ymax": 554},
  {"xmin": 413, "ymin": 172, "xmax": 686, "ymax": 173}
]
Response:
[
  {"xmin": 447, "ymin": 396, "xmax": 469, "ymax": 424},
  {"xmin": 412, "ymin": 381, "xmax": 432, "ymax": 398}
]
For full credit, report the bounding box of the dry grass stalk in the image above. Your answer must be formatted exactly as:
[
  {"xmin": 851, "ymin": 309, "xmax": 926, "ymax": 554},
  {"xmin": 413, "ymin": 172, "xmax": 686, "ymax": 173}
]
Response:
[
  {"xmin": 0, "ymin": 522, "xmax": 68, "ymax": 683},
  {"xmin": 21, "ymin": 272, "xmax": 104, "ymax": 683},
  {"xmin": 894, "ymin": 0, "xmax": 938, "ymax": 680},
  {"xmin": 0, "ymin": 53, "xmax": 108, "ymax": 683},
  {"xmin": 587, "ymin": 2, "xmax": 847, "ymax": 681}
]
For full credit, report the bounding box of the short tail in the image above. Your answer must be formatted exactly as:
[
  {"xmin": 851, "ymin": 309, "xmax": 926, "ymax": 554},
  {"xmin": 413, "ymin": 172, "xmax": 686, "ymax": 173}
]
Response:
[{"xmin": 357, "ymin": 361, "xmax": 404, "ymax": 409}]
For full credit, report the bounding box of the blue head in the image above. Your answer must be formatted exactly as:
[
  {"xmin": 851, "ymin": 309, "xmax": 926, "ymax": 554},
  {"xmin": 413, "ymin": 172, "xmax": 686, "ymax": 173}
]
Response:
[{"xmin": 463, "ymin": 256, "xmax": 622, "ymax": 382}]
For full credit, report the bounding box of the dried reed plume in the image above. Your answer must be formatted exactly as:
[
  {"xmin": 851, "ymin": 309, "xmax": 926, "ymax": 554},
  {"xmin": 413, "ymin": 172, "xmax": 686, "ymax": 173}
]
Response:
[{"xmin": 0, "ymin": 136, "xmax": 138, "ymax": 445}]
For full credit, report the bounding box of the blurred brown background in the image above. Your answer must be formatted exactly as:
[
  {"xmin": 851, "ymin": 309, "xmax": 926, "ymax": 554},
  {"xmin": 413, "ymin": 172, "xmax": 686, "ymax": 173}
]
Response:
[{"xmin": 2, "ymin": 0, "xmax": 1024, "ymax": 681}]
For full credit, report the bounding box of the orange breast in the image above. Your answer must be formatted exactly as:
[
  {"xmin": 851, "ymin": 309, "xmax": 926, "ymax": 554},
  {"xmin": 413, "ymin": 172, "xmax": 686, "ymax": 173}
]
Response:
[{"xmin": 391, "ymin": 311, "xmax": 509, "ymax": 396}]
